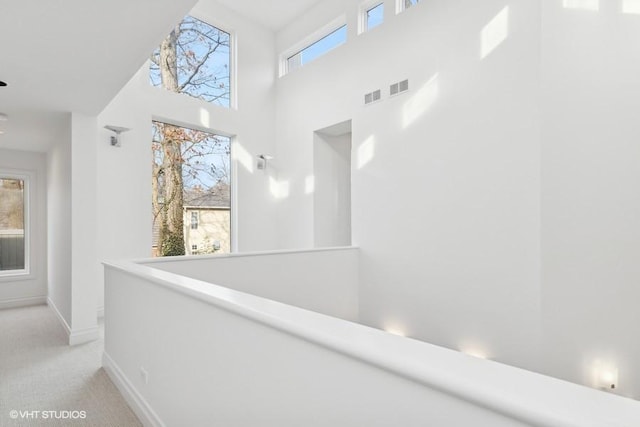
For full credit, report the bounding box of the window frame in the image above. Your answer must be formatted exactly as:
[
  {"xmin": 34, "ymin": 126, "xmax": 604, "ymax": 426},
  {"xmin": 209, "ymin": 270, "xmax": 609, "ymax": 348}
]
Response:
[
  {"xmin": 151, "ymin": 118, "xmax": 235, "ymax": 256},
  {"xmin": 359, "ymin": 1, "xmax": 384, "ymax": 34},
  {"xmin": 396, "ymin": 0, "xmax": 421, "ymax": 14},
  {"xmin": 280, "ymin": 15, "xmax": 347, "ymax": 76},
  {"xmin": 0, "ymin": 169, "xmax": 32, "ymax": 280}
]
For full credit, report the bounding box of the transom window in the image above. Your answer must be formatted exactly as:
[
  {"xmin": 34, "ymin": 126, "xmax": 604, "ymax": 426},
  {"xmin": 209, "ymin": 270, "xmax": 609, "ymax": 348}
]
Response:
[
  {"xmin": 150, "ymin": 15, "xmax": 231, "ymax": 107},
  {"xmin": 398, "ymin": 0, "xmax": 421, "ymax": 13},
  {"xmin": 287, "ymin": 25, "xmax": 347, "ymax": 73},
  {"xmin": 366, "ymin": 4, "xmax": 384, "ymax": 31}
]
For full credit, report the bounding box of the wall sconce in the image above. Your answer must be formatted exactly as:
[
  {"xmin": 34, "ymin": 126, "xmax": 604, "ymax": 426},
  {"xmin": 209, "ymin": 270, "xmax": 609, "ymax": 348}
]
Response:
[
  {"xmin": 592, "ymin": 361, "xmax": 619, "ymax": 390},
  {"xmin": 257, "ymin": 154, "xmax": 273, "ymax": 171},
  {"xmin": 104, "ymin": 125, "xmax": 131, "ymax": 147}
]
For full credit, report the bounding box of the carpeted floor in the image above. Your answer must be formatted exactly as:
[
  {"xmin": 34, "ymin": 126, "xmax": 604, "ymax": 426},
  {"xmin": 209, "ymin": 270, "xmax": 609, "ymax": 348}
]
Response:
[{"xmin": 0, "ymin": 305, "xmax": 141, "ymax": 427}]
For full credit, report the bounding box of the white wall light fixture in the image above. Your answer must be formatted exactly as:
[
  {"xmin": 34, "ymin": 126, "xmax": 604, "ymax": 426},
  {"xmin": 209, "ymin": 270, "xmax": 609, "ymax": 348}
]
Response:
[
  {"xmin": 592, "ymin": 361, "xmax": 619, "ymax": 391},
  {"xmin": 256, "ymin": 154, "xmax": 273, "ymax": 171},
  {"xmin": 104, "ymin": 125, "xmax": 131, "ymax": 147}
]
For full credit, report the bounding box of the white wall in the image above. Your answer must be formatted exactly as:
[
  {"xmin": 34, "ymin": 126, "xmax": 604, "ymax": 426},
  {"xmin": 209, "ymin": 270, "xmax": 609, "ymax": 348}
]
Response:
[
  {"xmin": 46, "ymin": 114, "xmax": 100, "ymax": 344},
  {"xmin": 275, "ymin": 0, "xmax": 542, "ymax": 372},
  {"xmin": 142, "ymin": 247, "xmax": 359, "ymax": 321},
  {"xmin": 47, "ymin": 117, "xmax": 73, "ymax": 325},
  {"xmin": 96, "ymin": 0, "xmax": 280, "ymax": 312},
  {"xmin": 0, "ymin": 148, "xmax": 47, "ymax": 307},
  {"xmin": 313, "ymin": 131, "xmax": 352, "ymax": 247},
  {"xmin": 540, "ymin": 1, "xmax": 640, "ymax": 397},
  {"xmin": 70, "ymin": 113, "xmax": 99, "ymax": 343},
  {"xmin": 273, "ymin": 0, "xmax": 640, "ymax": 398},
  {"xmin": 103, "ymin": 258, "xmax": 640, "ymax": 427}
]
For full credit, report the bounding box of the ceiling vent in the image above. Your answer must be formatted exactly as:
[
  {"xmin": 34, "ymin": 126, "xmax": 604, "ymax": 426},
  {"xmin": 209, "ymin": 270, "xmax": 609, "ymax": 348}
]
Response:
[
  {"xmin": 390, "ymin": 79, "xmax": 409, "ymax": 96},
  {"xmin": 364, "ymin": 89, "xmax": 381, "ymax": 105}
]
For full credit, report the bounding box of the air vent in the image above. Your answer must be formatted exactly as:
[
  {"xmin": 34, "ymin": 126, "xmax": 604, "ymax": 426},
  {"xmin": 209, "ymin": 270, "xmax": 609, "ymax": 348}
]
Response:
[
  {"xmin": 364, "ymin": 89, "xmax": 382, "ymax": 105},
  {"xmin": 390, "ymin": 79, "xmax": 409, "ymax": 96}
]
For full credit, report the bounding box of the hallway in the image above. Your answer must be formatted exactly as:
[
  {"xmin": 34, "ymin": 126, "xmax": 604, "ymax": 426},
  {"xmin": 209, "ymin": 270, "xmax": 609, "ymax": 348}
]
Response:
[{"xmin": 0, "ymin": 305, "xmax": 140, "ymax": 426}]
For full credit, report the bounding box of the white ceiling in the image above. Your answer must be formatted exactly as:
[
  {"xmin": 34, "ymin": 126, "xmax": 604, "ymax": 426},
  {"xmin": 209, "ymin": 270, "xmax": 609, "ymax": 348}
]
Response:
[
  {"xmin": 0, "ymin": 0, "xmax": 320, "ymax": 153},
  {"xmin": 0, "ymin": 0, "xmax": 197, "ymax": 152},
  {"xmin": 215, "ymin": 0, "xmax": 320, "ymax": 30}
]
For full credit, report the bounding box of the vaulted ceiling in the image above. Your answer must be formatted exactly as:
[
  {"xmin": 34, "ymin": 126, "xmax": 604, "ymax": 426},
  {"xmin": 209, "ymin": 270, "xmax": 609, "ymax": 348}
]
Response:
[{"xmin": 0, "ymin": 0, "xmax": 323, "ymax": 152}]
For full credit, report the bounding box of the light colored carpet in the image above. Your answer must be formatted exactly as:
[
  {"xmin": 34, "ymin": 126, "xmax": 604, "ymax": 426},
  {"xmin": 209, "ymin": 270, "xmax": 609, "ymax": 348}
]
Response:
[{"xmin": 0, "ymin": 305, "xmax": 142, "ymax": 427}]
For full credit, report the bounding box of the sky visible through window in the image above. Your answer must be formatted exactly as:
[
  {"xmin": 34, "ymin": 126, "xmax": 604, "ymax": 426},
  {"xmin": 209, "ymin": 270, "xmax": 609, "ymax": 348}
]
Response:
[
  {"xmin": 367, "ymin": 4, "xmax": 384, "ymax": 30},
  {"xmin": 288, "ymin": 25, "xmax": 347, "ymax": 70},
  {"xmin": 150, "ymin": 16, "xmax": 231, "ymax": 107}
]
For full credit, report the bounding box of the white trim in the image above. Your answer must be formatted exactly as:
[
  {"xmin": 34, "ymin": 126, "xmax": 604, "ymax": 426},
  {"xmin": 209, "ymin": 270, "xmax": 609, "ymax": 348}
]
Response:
[
  {"xmin": 135, "ymin": 246, "xmax": 358, "ymax": 265},
  {"xmin": 0, "ymin": 170, "xmax": 33, "ymax": 279},
  {"xmin": 47, "ymin": 297, "xmax": 71, "ymax": 336},
  {"xmin": 396, "ymin": 0, "xmax": 421, "ymax": 14},
  {"xmin": 102, "ymin": 351, "xmax": 165, "ymax": 427},
  {"xmin": 359, "ymin": 0, "xmax": 385, "ymax": 34},
  {"xmin": 47, "ymin": 297, "xmax": 99, "ymax": 345},
  {"xmin": 69, "ymin": 326, "xmax": 100, "ymax": 346},
  {"xmin": 0, "ymin": 295, "xmax": 46, "ymax": 309}
]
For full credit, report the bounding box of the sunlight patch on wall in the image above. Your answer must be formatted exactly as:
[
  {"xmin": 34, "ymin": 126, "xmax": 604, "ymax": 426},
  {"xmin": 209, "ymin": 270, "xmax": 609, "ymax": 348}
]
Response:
[
  {"xmin": 357, "ymin": 135, "xmax": 376, "ymax": 170},
  {"xmin": 563, "ymin": 0, "xmax": 599, "ymax": 11},
  {"xmin": 232, "ymin": 142, "xmax": 254, "ymax": 174},
  {"xmin": 200, "ymin": 108, "xmax": 211, "ymax": 128},
  {"xmin": 305, "ymin": 175, "xmax": 315, "ymax": 194},
  {"xmin": 481, "ymin": 6, "xmax": 509, "ymax": 59},
  {"xmin": 402, "ymin": 73, "xmax": 439, "ymax": 129},
  {"xmin": 269, "ymin": 176, "xmax": 290, "ymax": 199},
  {"xmin": 622, "ymin": 0, "xmax": 640, "ymax": 14}
]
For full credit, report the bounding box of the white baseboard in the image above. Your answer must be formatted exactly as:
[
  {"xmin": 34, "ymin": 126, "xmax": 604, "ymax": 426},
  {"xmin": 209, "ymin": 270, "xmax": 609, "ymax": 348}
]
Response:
[
  {"xmin": 97, "ymin": 306, "xmax": 104, "ymax": 319},
  {"xmin": 0, "ymin": 295, "xmax": 47, "ymax": 309},
  {"xmin": 102, "ymin": 351, "xmax": 165, "ymax": 427},
  {"xmin": 47, "ymin": 297, "xmax": 99, "ymax": 346},
  {"xmin": 69, "ymin": 326, "xmax": 100, "ymax": 346},
  {"xmin": 47, "ymin": 297, "xmax": 71, "ymax": 336}
]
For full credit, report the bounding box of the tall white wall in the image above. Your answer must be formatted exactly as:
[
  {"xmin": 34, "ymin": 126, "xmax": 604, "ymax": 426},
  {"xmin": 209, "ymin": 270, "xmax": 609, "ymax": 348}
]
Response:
[
  {"xmin": 0, "ymin": 148, "xmax": 47, "ymax": 307},
  {"xmin": 540, "ymin": 1, "xmax": 640, "ymax": 397},
  {"xmin": 275, "ymin": 0, "xmax": 542, "ymax": 372},
  {"xmin": 96, "ymin": 1, "xmax": 279, "ymax": 312},
  {"xmin": 274, "ymin": 0, "xmax": 640, "ymax": 398},
  {"xmin": 46, "ymin": 113, "xmax": 100, "ymax": 344},
  {"xmin": 70, "ymin": 113, "xmax": 99, "ymax": 343},
  {"xmin": 47, "ymin": 117, "xmax": 73, "ymax": 326}
]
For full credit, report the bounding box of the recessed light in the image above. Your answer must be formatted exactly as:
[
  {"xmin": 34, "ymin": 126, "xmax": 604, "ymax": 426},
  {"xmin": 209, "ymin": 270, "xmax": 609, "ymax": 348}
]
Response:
[{"xmin": 0, "ymin": 81, "xmax": 7, "ymax": 87}]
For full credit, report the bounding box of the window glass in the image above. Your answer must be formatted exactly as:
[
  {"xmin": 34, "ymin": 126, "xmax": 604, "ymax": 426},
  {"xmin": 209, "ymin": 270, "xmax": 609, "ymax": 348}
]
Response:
[
  {"xmin": 150, "ymin": 16, "xmax": 231, "ymax": 107},
  {"xmin": 152, "ymin": 121, "xmax": 231, "ymax": 257},
  {"xmin": 367, "ymin": 4, "xmax": 384, "ymax": 30},
  {"xmin": 0, "ymin": 178, "xmax": 25, "ymax": 272},
  {"xmin": 287, "ymin": 25, "xmax": 347, "ymax": 72}
]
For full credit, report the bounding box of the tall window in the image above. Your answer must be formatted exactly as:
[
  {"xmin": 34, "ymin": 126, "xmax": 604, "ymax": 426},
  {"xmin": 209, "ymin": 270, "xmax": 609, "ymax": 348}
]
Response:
[
  {"xmin": 287, "ymin": 25, "xmax": 347, "ymax": 72},
  {"xmin": 152, "ymin": 121, "xmax": 231, "ymax": 257},
  {"xmin": 150, "ymin": 15, "xmax": 231, "ymax": 107},
  {"xmin": 0, "ymin": 177, "xmax": 26, "ymax": 274}
]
